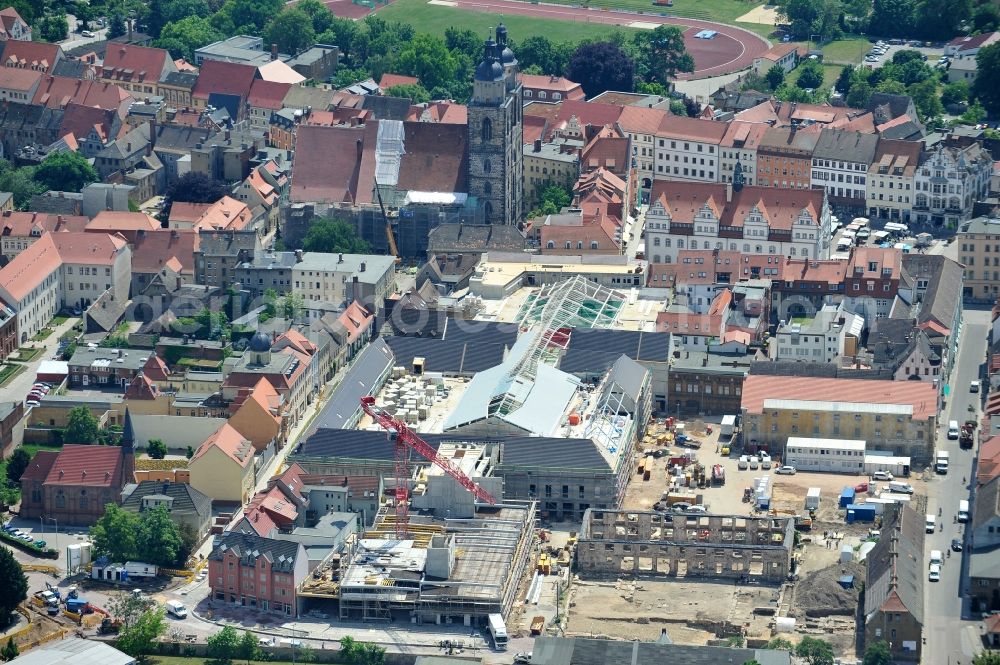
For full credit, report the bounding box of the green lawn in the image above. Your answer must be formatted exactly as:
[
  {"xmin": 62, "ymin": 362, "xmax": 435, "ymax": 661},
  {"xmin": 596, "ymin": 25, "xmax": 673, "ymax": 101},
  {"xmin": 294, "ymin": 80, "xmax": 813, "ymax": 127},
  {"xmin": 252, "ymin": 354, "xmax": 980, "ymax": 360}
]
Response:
[
  {"xmin": 31, "ymin": 328, "xmax": 53, "ymax": 342},
  {"xmin": 822, "ymin": 37, "xmax": 869, "ymax": 64},
  {"xmin": 19, "ymin": 443, "xmax": 63, "ymax": 458},
  {"xmin": 378, "ymin": 0, "xmax": 640, "ymax": 41},
  {"xmin": 822, "ymin": 63, "xmax": 844, "ymax": 91},
  {"xmin": 50, "ymin": 316, "xmax": 69, "ymax": 326},
  {"xmin": 0, "ymin": 364, "xmax": 23, "ymax": 387},
  {"xmin": 14, "ymin": 347, "xmax": 42, "ymax": 361}
]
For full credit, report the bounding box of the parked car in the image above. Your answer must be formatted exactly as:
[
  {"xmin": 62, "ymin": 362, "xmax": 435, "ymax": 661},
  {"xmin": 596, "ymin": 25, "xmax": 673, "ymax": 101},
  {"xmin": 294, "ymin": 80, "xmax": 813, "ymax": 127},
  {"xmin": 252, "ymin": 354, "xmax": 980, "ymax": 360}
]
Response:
[
  {"xmin": 25, "ymin": 400, "xmax": 39, "ymax": 408},
  {"xmin": 928, "ymin": 563, "xmax": 941, "ymax": 582},
  {"xmin": 871, "ymin": 471, "xmax": 894, "ymax": 481},
  {"xmin": 748, "ymin": 458, "xmax": 759, "ymax": 470},
  {"xmin": 737, "ymin": 456, "xmax": 749, "ymax": 470},
  {"xmin": 81, "ymin": 30, "xmax": 95, "ymax": 37},
  {"xmin": 951, "ymin": 538, "xmax": 963, "ymax": 551},
  {"xmin": 776, "ymin": 465, "xmax": 797, "ymax": 475},
  {"xmin": 971, "ymin": 380, "xmax": 981, "ymax": 393}
]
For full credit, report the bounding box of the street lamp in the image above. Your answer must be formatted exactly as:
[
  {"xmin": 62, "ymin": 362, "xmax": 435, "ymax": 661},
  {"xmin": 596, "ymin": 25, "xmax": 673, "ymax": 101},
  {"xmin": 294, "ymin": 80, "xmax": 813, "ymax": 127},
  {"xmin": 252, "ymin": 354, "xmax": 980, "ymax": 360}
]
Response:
[{"xmin": 48, "ymin": 517, "xmax": 57, "ymax": 533}]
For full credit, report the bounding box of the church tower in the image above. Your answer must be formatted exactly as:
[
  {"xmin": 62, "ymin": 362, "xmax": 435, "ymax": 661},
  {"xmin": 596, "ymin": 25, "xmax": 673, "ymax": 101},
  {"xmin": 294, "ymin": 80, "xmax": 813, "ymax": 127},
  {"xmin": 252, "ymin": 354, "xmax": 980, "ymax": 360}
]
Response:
[{"xmin": 467, "ymin": 25, "xmax": 524, "ymax": 225}]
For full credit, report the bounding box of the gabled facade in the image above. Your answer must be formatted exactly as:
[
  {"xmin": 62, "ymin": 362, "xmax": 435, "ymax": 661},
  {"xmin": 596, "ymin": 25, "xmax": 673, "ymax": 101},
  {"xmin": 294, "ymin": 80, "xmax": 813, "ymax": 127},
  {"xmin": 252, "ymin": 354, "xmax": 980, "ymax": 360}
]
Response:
[
  {"xmin": 208, "ymin": 532, "xmax": 308, "ymax": 616},
  {"xmin": 913, "ymin": 139, "xmax": 992, "ymax": 226}
]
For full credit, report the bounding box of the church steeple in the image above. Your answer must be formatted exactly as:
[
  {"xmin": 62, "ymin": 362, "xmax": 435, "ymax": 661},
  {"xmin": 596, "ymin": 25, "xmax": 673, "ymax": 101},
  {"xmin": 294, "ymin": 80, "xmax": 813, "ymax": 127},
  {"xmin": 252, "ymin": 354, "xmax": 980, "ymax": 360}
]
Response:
[{"xmin": 121, "ymin": 408, "xmax": 136, "ymax": 483}]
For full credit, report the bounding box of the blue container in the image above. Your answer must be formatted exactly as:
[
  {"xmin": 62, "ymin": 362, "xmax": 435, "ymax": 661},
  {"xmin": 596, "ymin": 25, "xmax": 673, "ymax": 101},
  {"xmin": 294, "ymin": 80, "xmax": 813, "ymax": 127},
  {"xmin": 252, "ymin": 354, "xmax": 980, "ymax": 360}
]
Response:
[
  {"xmin": 839, "ymin": 486, "xmax": 856, "ymax": 508},
  {"xmin": 845, "ymin": 503, "xmax": 876, "ymax": 523}
]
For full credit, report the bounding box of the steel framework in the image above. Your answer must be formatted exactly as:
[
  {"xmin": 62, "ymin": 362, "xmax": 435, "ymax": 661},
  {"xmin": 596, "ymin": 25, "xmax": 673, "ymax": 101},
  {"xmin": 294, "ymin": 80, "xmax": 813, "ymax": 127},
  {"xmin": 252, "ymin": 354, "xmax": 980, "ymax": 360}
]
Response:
[{"xmin": 360, "ymin": 396, "xmax": 497, "ymax": 538}]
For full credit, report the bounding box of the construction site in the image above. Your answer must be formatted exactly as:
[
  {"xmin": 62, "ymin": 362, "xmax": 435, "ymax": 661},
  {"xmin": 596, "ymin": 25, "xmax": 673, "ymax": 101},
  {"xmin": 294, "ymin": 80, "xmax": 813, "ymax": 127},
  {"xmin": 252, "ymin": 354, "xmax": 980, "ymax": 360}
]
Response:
[{"xmin": 337, "ymin": 500, "xmax": 536, "ymax": 625}]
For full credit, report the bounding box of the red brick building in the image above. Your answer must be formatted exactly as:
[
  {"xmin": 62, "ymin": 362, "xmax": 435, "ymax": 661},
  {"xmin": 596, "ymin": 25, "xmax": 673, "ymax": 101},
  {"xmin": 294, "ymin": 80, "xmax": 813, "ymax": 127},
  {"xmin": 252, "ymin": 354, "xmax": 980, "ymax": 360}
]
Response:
[
  {"xmin": 19, "ymin": 441, "xmax": 135, "ymax": 526},
  {"xmin": 208, "ymin": 532, "xmax": 307, "ymax": 616}
]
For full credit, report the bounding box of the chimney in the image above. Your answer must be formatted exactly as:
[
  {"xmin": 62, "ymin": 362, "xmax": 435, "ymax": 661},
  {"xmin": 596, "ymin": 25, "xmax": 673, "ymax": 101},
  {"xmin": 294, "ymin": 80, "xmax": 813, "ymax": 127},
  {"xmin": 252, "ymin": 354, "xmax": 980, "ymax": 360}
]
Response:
[
  {"xmin": 126, "ymin": 142, "xmax": 131, "ymax": 152},
  {"xmin": 271, "ymin": 43, "xmax": 278, "ymax": 61},
  {"xmin": 295, "ymin": 249, "xmax": 303, "ymax": 263},
  {"xmin": 338, "ymin": 253, "xmax": 344, "ymax": 264},
  {"xmin": 356, "ymin": 137, "xmax": 363, "ymax": 160},
  {"xmin": 224, "ymin": 129, "xmax": 231, "ymax": 142},
  {"xmin": 127, "ymin": 18, "xmax": 132, "ymax": 41},
  {"xmin": 360, "ymin": 261, "xmax": 366, "ymax": 272},
  {"xmin": 533, "ymin": 138, "xmax": 542, "ymax": 152}
]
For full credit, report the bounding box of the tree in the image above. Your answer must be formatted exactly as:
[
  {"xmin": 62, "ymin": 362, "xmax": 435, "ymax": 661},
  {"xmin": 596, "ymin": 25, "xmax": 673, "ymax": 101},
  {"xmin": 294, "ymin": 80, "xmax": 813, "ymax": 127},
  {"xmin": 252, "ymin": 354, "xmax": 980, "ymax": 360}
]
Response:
[
  {"xmin": 65, "ymin": 405, "xmax": 99, "ymax": 444},
  {"xmin": 6, "ymin": 448, "xmax": 29, "ymax": 484},
  {"xmin": 961, "ymin": 101, "xmax": 986, "ymax": 125},
  {"xmin": 92, "ymin": 504, "xmax": 141, "ymax": 562},
  {"xmin": 530, "ymin": 184, "xmax": 573, "ymax": 218},
  {"xmin": 908, "ymin": 77, "xmax": 943, "ymax": 119},
  {"xmin": 1, "ymin": 637, "xmax": 18, "ymax": 661},
  {"xmin": 207, "ymin": 625, "xmax": 242, "ymax": 664},
  {"xmin": 796, "ymin": 636, "xmax": 835, "ymax": 665},
  {"xmin": 116, "ymin": 605, "xmax": 166, "ymax": 661},
  {"xmin": 778, "ymin": 0, "xmax": 843, "ymax": 40},
  {"xmin": 765, "ymin": 64, "xmax": 786, "ymax": 91},
  {"xmin": 147, "ymin": 438, "xmax": 167, "ymax": 460},
  {"xmin": 743, "ymin": 661, "xmax": 762, "ymax": 665},
  {"xmin": 156, "ymin": 16, "xmax": 223, "ymax": 62},
  {"xmin": 395, "ymin": 34, "xmax": 458, "ymax": 92},
  {"xmin": 185, "ymin": 445, "xmax": 195, "ymax": 459},
  {"xmin": 444, "ymin": 26, "xmax": 481, "ymax": 60},
  {"xmin": 863, "ymin": 641, "xmax": 892, "ymax": 665},
  {"xmin": 238, "ymin": 630, "xmax": 261, "ymax": 664},
  {"xmin": 975, "ymin": 43, "xmax": 1000, "ymax": 116},
  {"xmin": 108, "ymin": 12, "xmax": 127, "ymax": 39},
  {"xmin": 516, "ymin": 35, "xmax": 560, "ymax": 75},
  {"xmin": 280, "ymin": 292, "xmax": 305, "ymax": 321},
  {"xmin": 385, "ymin": 83, "xmax": 431, "ymax": 103},
  {"xmin": 632, "ymin": 25, "xmax": 694, "ymax": 84},
  {"xmin": 295, "ymin": 0, "xmax": 334, "ymax": 34},
  {"xmin": 148, "ymin": 0, "xmax": 165, "ymax": 38},
  {"xmin": 167, "ymin": 172, "xmax": 227, "ymax": 204},
  {"xmin": 941, "ymin": 81, "xmax": 969, "ymax": 107},
  {"xmin": 140, "ymin": 506, "xmax": 184, "ymax": 567},
  {"xmin": 219, "ymin": 0, "xmax": 284, "ymax": 33},
  {"xmin": 868, "ymin": 0, "xmax": 914, "ymax": 37},
  {"xmin": 317, "ymin": 17, "xmax": 361, "ymax": 58},
  {"xmin": 914, "ymin": 0, "xmax": 970, "ymax": 40},
  {"xmin": 846, "ymin": 79, "xmax": 873, "ymax": 107},
  {"xmin": 39, "ymin": 13, "xmax": 69, "ymax": 42},
  {"xmin": 796, "ymin": 59, "xmax": 825, "ymax": 89},
  {"xmin": 0, "ymin": 549, "xmax": 26, "ymax": 629},
  {"xmin": 835, "ymin": 64, "xmax": 855, "ymax": 94},
  {"xmin": 34, "ymin": 151, "xmax": 98, "ymax": 193},
  {"xmin": 973, "ymin": 653, "xmax": 1000, "ymax": 665},
  {"xmin": 973, "ymin": 4, "xmax": 1000, "ymax": 33},
  {"xmin": 264, "ymin": 9, "xmax": 315, "ymax": 56},
  {"xmin": 0, "ymin": 165, "xmax": 41, "ymax": 210},
  {"xmin": 302, "ymin": 217, "xmax": 371, "ymax": 254},
  {"xmin": 766, "ymin": 637, "xmax": 794, "ymax": 651},
  {"xmin": 566, "ymin": 41, "xmax": 635, "ymax": 98}
]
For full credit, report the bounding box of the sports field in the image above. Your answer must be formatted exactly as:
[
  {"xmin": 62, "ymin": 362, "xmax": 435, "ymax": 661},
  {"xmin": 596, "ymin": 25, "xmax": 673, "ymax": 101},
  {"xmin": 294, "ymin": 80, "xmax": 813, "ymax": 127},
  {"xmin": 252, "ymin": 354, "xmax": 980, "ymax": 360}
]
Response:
[{"xmin": 377, "ymin": 0, "xmax": 641, "ymax": 41}]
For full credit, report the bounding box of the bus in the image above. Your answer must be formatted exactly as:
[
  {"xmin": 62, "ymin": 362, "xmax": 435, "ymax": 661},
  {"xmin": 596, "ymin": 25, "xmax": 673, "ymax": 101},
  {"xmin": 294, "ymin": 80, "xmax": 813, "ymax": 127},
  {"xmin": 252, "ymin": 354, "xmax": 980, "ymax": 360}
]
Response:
[{"xmin": 488, "ymin": 613, "xmax": 508, "ymax": 650}]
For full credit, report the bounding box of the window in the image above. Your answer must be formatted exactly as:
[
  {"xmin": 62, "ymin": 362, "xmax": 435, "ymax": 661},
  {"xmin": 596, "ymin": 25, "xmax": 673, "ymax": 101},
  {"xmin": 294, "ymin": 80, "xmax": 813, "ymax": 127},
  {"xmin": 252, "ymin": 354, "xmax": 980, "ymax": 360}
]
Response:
[{"xmin": 481, "ymin": 117, "xmax": 492, "ymax": 142}]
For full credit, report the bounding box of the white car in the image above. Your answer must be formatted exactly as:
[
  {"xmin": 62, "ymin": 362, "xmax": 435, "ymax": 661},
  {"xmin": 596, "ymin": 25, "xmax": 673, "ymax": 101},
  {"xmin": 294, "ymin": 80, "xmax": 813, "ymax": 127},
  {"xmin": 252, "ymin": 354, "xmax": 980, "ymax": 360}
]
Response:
[
  {"xmin": 776, "ymin": 465, "xmax": 797, "ymax": 475},
  {"xmin": 928, "ymin": 563, "xmax": 941, "ymax": 582},
  {"xmin": 871, "ymin": 471, "xmax": 894, "ymax": 481},
  {"xmin": 81, "ymin": 30, "xmax": 95, "ymax": 37},
  {"xmin": 971, "ymin": 380, "xmax": 981, "ymax": 393}
]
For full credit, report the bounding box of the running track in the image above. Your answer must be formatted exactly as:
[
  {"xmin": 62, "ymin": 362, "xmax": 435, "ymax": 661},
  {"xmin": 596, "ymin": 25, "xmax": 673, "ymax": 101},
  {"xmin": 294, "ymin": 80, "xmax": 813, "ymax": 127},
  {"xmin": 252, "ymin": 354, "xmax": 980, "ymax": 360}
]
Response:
[{"xmin": 317, "ymin": 0, "xmax": 771, "ymax": 78}]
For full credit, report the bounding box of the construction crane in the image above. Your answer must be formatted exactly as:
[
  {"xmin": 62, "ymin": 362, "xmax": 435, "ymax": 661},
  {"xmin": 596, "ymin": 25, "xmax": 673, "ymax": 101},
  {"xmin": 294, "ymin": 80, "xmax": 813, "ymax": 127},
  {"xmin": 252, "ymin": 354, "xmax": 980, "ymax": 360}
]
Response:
[
  {"xmin": 373, "ymin": 177, "xmax": 401, "ymax": 264},
  {"xmin": 360, "ymin": 396, "xmax": 497, "ymax": 538}
]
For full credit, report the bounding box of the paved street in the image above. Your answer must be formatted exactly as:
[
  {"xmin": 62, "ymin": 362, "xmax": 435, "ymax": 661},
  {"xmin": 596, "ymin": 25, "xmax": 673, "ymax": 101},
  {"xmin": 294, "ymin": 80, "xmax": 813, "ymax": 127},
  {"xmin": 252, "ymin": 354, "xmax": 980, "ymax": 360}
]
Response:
[
  {"xmin": 4, "ymin": 317, "xmax": 79, "ymax": 403},
  {"xmin": 923, "ymin": 307, "xmax": 989, "ymax": 665}
]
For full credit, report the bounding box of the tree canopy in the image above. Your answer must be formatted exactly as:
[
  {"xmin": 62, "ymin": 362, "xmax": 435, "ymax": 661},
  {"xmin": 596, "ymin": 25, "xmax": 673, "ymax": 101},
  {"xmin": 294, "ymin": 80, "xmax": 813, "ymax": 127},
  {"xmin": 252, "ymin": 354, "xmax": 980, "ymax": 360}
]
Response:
[
  {"xmin": 394, "ymin": 34, "xmax": 459, "ymax": 92},
  {"xmin": 862, "ymin": 641, "xmax": 892, "ymax": 665},
  {"xmin": 34, "ymin": 151, "xmax": 98, "ymax": 193},
  {"xmin": 631, "ymin": 25, "xmax": 694, "ymax": 84},
  {"xmin": 0, "ymin": 549, "xmax": 26, "ymax": 629},
  {"xmin": 796, "ymin": 636, "xmax": 835, "ymax": 665},
  {"xmin": 91, "ymin": 504, "xmax": 187, "ymax": 567},
  {"xmin": 65, "ymin": 405, "xmax": 99, "ymax": 444},
  {"xmin": 566, "ymin": 41, "xmax": 635, "ymax": 98},
  {"xmin": 167, "ymin": 172, "xmax": 228, "ymax": 204},
  {"xmin": 975, "ymin": 43, "xmax": 1000, "ymax": 116},
  {"xmin": 263, "ymin": 8, "xmax": 315, "ymax": 55},
  {"xmin": 115, "ymin": 604, "xmax": 166, "ymax": 660},
  {"xmin": 156, "ymin": 16, "xmax": 223, "ymax": 62},
  {"xmin": 302, "ymin": 217, "xmax": 371, "ymax": 254},
  {"xmin": 384, "ymin": 83, "xmax": 431, "ymax": 103},
  {"xmin": 207, "ymin": 626, "xmax": 242, "ymax": 664},
  {"xmin": 5, "ymin": 449, "xmax": 30, "ymax": 484}
]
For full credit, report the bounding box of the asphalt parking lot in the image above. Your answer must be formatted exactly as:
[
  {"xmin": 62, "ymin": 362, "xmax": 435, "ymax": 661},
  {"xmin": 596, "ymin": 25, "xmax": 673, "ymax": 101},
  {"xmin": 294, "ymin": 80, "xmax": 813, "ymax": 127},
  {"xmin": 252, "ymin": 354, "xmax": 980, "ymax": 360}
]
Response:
[{"xmin": 861, "ymin": 41, "xmax": 945, "ymax": 69}]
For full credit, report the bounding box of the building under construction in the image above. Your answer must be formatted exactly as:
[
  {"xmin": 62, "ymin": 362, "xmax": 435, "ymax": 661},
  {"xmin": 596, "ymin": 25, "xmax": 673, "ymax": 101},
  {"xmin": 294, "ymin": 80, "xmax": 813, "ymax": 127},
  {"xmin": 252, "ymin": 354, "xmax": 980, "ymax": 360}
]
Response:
[{"xmin": 338, "ymin": 500, "xmax": 535, "ymax": 624}]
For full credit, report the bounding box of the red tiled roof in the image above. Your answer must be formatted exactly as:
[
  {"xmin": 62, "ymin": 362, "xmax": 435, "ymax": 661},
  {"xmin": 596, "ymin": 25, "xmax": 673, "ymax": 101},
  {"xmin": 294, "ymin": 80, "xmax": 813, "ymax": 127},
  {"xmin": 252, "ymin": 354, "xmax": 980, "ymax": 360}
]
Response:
[
  {"xmin": 51, "ymin": 231, "xmax": 127, "ymax": 265},
  {"xmin": 337, "ymin": 301, "xmax": 374, "ymax": 343},
  {"xmin": 977, "ymin": 435, "xmax": 1000, "ymax": 486},
  {"xmin": 87, "ymin": 211, "xmax": 159, "ymax": 232},
  {"xmin": 617, "ymin": 105, "xmax": 669, "ymax": 135},
  {"xmin": 0, "ymin": 66, "xmax": 41, "ymax": 91},
  {"xmin": 33, "ymin": 75, "xmax": 131, "ymax": 111},
  {"xmin": 947, "ymin": 32, "xmax": 998, "ymax": 49},
  {"xmin": 649, "ymin": 182, "xmax": 824, "ymax": 231},
  {"xmin": 129, "ymin": 229, "xmax": 198, "ymax": 277},
  {"xmin": 102, "ymin": 44, "xmax": 171, "ymax": 83},
  {"xmin": 0, "ymin": 233, "xmax": 60, "ymax": 303},
  {"xmin": 741, "ymin": 375, "xmax": 938, "ymax": 420},
  {"xmin": 2, "ymin": 41, "xmax": 62, "ymax": 71},
  {"xmin": 755, "ymin": 42, "xmax": 802, "ymax": 62},
  {"xmin": 193, "ymin": 423, "xmax": 254, "ymax": 467},
  {"xmin": 124, "ymin": 373, "xmax": 159, "ymax": 400},
  {"xmin": 0, "ymin": 211, "xmax": 87, "ymax": 236},
  {"xmin": 142, "ymin": 354, "xmax": 170, "ymax": 381},
  {"xmin": 20, "ymin": 450, "xmax": 57, "ymax": 483},
  {"xmin": 44, "ymin": 444, "xmax": 125, "ymax": 487},
  {"xmin": 192, "ymin": 59, "xmax": 257, "ymax": 101},
  {"xmin": 518, "ymin": 73, "xmax": 583, "ymax": 95},
  {"xmin": 379, "ymin": 73, "xmax": 419, "ymax": 89},
  {"xmin": 59, "ymin": 103, "xmax": 116, "ymax": 143},
  {"xmin": 248, "ymin": 79, "xmax": 291, "ymax": 110},
  {"xmin": 656, "ymin": 114, "xmax": 728, "ymax": 143}
]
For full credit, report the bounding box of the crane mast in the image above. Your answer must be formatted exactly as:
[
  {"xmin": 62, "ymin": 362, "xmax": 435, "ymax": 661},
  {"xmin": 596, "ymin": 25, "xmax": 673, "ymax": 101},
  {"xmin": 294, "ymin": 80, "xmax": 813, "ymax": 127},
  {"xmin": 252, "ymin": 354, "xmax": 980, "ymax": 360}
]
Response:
[{"xmin": 359, "ymin": 396, "xmax": 498, "ymax": 538}]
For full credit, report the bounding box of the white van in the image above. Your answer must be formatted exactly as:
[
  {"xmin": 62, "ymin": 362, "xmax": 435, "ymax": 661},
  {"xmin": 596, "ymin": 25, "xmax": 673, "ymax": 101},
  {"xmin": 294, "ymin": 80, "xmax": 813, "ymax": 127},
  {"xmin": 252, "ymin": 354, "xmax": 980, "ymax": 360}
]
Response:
[
  {"xmin": 948, "ymin": 420, "xmax": 960, "ymax": 439},
  {"xmin": 165, "ymin": 600, "xmax": 187, "ymax": 619},
  {"xmin": 928, "ymin": 563, "xmax": 941, "ymax": 582},
  {"xmin": 930, "ymin": 549, "xmax": 943, "ymax": 565},
  {"xmin": 959, "ymin": 499, "xmax": 970, "ymax": 523},
  {"xmin": 925, "ymin": 514, "xmax": 936, "ymax": 533},
  {"xmin": 887, "ymin": 481, "xmax": 914, "ymax": 494}
]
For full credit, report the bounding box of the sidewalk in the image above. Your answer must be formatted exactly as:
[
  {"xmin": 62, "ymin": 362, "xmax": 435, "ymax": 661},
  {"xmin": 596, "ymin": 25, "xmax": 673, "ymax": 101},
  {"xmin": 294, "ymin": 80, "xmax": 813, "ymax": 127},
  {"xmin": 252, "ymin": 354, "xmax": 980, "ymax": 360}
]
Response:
[{"xmin": 3, "ymin": 316, "xmax": 80, "ymax": 414}]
